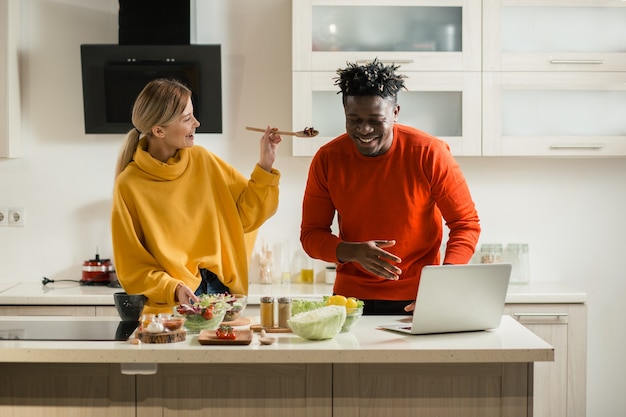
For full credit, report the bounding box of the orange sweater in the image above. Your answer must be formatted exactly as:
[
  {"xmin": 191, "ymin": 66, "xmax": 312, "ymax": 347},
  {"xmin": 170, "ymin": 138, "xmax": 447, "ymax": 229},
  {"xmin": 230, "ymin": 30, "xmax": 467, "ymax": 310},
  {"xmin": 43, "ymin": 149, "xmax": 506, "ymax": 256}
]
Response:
[{"xmin": 300, "ymin": 124, "xmax": 480, "ymax": 301}]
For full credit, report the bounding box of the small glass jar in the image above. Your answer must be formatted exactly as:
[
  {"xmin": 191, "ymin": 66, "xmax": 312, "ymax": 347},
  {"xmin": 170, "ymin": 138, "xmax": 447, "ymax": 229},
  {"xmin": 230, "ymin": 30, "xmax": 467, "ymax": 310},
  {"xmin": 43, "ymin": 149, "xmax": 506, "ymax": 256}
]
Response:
[
  {"xmin": 325, "ymin": 265, "xmax": 337, "ymax": 285},
  {"xmin": 260, "ymin": 296, "xmax": 275, "ymax": 328},
  {"xmin": 479, "ymin": 243, "xmax": 503, "ymax": 264},
  {"xmin": 504, "ymin": 243, "xmax": 530, "ymax": 284},
  {"xmin": 277, "ymin": 297, "xmax": 292, "ymax": 328}
]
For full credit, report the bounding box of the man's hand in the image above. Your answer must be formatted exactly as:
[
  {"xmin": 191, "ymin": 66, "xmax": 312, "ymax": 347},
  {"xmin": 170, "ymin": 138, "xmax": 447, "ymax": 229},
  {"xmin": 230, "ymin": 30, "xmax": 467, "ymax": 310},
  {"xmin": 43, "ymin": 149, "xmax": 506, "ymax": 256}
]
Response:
[{"xmin": 337, "ymin": 240, "xmax": 402, "ymax": 280}]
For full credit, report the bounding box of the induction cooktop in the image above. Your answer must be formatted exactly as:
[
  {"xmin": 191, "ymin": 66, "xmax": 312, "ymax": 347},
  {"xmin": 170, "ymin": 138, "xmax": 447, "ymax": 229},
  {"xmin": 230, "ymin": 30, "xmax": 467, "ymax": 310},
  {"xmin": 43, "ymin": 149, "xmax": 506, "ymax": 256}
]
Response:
[{"xmin": 0, "ymin": 319, "xmax": 138, "ymax": 341}]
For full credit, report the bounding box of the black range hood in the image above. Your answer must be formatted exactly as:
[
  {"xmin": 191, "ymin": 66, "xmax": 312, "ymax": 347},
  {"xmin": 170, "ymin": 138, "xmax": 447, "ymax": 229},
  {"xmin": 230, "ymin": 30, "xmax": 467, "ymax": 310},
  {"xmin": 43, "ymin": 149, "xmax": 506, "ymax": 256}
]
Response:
[{"xmin": 80, "ymin": 0, "xmax": 223, "ymax": 134}]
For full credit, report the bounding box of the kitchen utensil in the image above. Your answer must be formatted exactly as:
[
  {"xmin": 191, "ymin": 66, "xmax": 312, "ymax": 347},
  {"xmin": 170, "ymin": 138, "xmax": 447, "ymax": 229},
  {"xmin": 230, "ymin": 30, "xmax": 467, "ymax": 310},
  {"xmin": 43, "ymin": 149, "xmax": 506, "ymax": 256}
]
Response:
[
  {"xmin": 259, "ymin": 329, "xmax": 276, "ymax": 345},
  {"xmin": 114, "ymin": 292, "xmax": 147, "ymax": 321},
  {"xmin": 245, "ymin": 126, "xmax": 319, "ymax": 137},
  {"xmin": 198, "ymin": 329, "xmax": 253, "ymax": 345},
  {"xmin": 81, "ymin": 252, "xmax": 115, "ymax": 285},
  {"xmin": 136, "ymin": 328, "xmax": 186, "ymax": 344}
]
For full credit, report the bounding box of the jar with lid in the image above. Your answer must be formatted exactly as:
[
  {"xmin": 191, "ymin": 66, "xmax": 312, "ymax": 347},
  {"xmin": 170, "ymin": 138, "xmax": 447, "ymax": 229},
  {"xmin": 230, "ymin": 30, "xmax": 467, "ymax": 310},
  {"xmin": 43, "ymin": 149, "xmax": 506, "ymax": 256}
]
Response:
[
  {"xmin": 504, "ymin": 243, "xmax": 530, "ymax": 284},
  {"xmin": 324, "ymin": 265, "xmax": 336, "ymax": 285},
  {"xmin": 479, "ymin": 243, "xmax": 503, "ymax": 264},
  {"xmin": 277, "ymin": 297, "xmax": 292, "ymax": 328},
  {"xmin": 260, "ymin": 296, "xmax": 275, "ymax": 328}
]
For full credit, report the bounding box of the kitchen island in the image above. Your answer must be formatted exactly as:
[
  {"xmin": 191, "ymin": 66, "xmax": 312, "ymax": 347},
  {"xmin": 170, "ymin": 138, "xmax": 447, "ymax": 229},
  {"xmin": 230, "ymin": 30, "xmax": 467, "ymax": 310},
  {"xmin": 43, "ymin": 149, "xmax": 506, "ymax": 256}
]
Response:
[{"xmin": 0, "ymin": 314, "xmax": 552, "ymax": 417}]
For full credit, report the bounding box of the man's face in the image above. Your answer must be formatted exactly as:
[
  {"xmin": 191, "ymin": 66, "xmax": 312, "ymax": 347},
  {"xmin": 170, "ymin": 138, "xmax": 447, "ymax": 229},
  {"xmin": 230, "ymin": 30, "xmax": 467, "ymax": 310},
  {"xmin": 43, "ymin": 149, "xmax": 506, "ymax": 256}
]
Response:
[{"xmin": 344, "ymin": 95, "xmax": 399, "ymax": 157}]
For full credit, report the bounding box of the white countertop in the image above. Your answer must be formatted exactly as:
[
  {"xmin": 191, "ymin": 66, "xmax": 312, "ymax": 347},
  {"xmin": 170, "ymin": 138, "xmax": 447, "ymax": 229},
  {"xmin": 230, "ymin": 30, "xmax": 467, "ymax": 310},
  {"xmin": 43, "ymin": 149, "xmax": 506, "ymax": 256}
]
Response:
[
  {"xmin": 0, "ymin": 315, "xmax": 553, "ymax": 365},
  {"xmin": 0, "ymin": 280, "xmax": 587, "ymax": 306}
]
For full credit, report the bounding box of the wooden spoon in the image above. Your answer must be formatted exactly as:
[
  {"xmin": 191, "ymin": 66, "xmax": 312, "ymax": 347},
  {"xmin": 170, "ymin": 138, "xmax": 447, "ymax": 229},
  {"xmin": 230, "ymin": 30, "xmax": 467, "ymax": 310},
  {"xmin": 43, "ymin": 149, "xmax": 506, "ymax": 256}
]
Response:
[
  {"xmin": 245, "ymin": 126, "xmax": 319, "ymax": 138},
  {"xmin": 259, "ymin": 329, "xmax": 276, "ymax": 345}
]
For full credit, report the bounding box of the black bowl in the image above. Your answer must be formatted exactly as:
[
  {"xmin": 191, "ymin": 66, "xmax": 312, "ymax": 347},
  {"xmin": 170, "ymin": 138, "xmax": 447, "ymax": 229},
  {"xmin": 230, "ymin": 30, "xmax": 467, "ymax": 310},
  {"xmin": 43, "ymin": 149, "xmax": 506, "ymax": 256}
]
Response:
[{"xmin": 114, "ymin": 292, "xmax": 146, "ymax": 321}]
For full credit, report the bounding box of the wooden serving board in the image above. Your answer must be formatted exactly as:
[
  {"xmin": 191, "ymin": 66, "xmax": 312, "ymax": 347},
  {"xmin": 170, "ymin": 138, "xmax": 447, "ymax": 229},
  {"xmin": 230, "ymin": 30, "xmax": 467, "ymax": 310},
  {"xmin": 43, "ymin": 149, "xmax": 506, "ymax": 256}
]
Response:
[
  {"xmin": 136, "ymin": 328, "xmax": 186, "ymax": 344},
  {"xmin": 198, "ymin": 329, "xmax": 253, "ymax": 345},
  {"xmin": 250, "ymin": 324, "xmax": 292, "ymax": 333}
]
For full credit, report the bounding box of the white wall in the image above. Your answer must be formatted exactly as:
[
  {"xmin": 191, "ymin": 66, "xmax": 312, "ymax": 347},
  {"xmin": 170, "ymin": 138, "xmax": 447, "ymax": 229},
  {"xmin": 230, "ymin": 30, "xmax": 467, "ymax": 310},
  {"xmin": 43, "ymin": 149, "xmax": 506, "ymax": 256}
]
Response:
[{"xmin": 0, "ymin": 1, "xmax": 624, "ymax": 415}]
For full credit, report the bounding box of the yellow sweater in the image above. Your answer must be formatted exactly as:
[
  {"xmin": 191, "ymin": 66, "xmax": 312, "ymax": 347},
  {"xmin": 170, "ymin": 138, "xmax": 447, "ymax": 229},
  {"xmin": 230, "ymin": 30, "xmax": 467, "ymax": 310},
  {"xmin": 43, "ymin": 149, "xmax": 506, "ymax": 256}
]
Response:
[{"xmin": 111, "ymin": 140, "xmax": 280, "ymax": 314}]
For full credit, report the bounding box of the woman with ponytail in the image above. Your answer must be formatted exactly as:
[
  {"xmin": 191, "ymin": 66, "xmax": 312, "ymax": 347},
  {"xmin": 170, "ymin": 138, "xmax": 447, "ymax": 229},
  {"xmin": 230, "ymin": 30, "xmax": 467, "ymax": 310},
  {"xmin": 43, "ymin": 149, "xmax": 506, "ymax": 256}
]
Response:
[{"xmin": 111, "ymin": 78, "xmax": 282, "ymax": 315}]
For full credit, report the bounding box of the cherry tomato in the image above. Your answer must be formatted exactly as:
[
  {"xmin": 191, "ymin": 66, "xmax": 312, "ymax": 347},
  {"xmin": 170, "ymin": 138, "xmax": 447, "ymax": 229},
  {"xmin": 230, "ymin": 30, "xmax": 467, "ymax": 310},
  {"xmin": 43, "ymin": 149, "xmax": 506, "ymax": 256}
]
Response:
[
  {"xmin": 215, "ymin": 325, "xmax": 236, "ymax": 340},
  {"xmin": 202, "ymin": 306, "xmax": 214, "ymax": 320}
]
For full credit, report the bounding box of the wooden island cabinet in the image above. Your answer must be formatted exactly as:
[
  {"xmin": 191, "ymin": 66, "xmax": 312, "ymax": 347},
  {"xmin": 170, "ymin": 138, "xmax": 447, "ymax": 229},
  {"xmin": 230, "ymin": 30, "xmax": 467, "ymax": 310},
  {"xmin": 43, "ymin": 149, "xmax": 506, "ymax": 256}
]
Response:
[
  {"xmin": 0, "ymin": 282, "xmax": 586, "ymax": 417},
  {"xmin": 0, "ymin": 315, "xmax": 552, "ymax": 417}
]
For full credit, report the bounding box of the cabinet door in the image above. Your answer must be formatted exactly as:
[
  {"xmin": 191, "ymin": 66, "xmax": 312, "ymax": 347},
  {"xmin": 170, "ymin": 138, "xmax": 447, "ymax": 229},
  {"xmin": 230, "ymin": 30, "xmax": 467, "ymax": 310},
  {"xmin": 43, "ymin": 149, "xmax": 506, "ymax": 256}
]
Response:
[
  {"xmin": 504, "ymin": 303, "xmax": 588, "ymax": 417},
  {"xmin": 293, "ymin": 71, "xmax": 481, "ymax": 156},
  {"xmin": 293, "ymin": 0, "xmax": 481, "ymax": 72},
  {"xmin": 483, "ymin": 0, "xmax": 626, "ymax": 72},
  {"xmin": 483, "ymin": 72, "xmax": 626, "ymax": 156},
  {"xmin": 0, "ymin": 0, "xmax": 21, "ymax": 158},
  {"xmin": 137, "ymin": 363, "xmax": 332, "ymax": 417},
  {"xmin": 0, "ymin": 363, "xmax": 135, "ymax": 417}
]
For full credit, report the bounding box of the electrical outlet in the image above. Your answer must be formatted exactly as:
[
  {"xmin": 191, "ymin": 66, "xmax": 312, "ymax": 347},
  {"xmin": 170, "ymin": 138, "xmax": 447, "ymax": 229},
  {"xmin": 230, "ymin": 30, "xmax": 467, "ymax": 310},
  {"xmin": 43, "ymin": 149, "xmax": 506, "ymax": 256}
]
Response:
[
  {"xmin": 0, "ymin": 207, "xmax": 8, "ymax": 226},
  {"xmin": 8, "ymin": 207, "xmax": 24, "ymax": 227}
]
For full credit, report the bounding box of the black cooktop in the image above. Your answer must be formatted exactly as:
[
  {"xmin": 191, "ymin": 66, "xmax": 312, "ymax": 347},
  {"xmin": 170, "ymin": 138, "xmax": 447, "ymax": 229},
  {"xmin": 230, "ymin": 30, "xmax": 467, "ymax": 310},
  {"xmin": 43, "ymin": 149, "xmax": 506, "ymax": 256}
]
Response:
[{"xmin": 0, "ymin": 319, "xmax": 138, "ymax": 341}]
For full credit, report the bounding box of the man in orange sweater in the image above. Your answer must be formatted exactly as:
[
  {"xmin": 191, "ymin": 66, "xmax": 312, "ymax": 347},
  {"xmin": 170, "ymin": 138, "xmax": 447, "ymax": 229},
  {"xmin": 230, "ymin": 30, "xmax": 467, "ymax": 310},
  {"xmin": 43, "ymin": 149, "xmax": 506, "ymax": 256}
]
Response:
[{"xmin": 300, "ymin": 59, "xmax": 481, "ymax": 315}]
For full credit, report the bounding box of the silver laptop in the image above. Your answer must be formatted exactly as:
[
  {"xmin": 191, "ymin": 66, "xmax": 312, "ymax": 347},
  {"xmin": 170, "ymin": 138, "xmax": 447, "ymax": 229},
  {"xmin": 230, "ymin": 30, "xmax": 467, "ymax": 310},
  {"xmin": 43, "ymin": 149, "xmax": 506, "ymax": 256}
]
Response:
[{"xmin": 379, "ymin": 263, "xmax": 512, "ymax": 335}]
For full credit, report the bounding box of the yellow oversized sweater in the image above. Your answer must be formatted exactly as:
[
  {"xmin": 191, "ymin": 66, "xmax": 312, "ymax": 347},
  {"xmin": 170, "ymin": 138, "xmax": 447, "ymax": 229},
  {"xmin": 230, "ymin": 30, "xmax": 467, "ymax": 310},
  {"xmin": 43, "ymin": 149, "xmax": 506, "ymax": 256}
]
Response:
[{"xmin": 111, "ymin": 139, "xmax": 280, "ymax": 314}]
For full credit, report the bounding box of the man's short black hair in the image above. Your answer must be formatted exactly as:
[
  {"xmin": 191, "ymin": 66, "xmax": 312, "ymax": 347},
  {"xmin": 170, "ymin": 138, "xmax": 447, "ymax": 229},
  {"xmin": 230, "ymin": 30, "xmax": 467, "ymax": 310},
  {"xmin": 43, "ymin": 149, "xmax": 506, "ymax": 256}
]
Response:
[{"xmin": 334, "ymin": 58, "xmax": 407, "ymax": 103}]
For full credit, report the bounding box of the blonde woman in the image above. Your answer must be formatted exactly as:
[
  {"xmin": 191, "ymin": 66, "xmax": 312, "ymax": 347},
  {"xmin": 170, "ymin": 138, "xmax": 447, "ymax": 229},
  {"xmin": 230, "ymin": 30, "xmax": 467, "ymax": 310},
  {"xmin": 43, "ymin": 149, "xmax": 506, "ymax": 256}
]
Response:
[{"xmin": 111, "ymin": 78, "xmax": 281, "ymax": 315}]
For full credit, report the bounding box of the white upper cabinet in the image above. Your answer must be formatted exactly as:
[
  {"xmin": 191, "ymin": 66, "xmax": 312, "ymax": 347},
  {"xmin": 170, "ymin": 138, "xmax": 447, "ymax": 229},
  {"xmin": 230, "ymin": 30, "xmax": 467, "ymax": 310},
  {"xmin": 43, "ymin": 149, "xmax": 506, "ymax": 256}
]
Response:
[
  {"xmin": 0, "ymin": 0, "xmax": 21, "ymax": 159},
  {"xmin": 292, "ymin": 71, "xmax": 481, "ymax": 157},
  {"xmin": 483, "ymin": 72, "xmax": 626, "ymax": 156},
  {"xmin": 483, "ymin": 0, "xmax": 626, "ymax": 72},
  {"xmin": 292, "ymin": 0, "xmax": 626, "ymax": 157},
  {"xmin": 293, "ymin": 0, "xmax": 481, "ymax": 72}
]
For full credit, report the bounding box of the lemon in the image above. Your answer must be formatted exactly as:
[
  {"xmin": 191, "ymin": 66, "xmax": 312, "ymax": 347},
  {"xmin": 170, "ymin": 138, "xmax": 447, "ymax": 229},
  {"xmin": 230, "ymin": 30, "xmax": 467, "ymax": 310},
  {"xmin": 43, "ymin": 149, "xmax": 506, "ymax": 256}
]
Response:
[
  {"xmin": 345, "ymin": 297, "xmax": 359, "ymax": 310},
  {"xmin": 327, "ymin": 295, "xmax": 347, "ymax": 307}
]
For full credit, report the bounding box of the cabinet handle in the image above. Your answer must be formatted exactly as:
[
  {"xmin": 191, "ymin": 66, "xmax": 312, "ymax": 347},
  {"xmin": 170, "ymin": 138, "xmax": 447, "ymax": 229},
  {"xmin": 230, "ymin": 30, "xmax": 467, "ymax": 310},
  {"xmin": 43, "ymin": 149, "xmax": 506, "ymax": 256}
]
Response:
[
  {"xmin": 356, "ymin": 59, "xmax": 414, "ymax": 65},
  {"xmin": 550, "ymin": 144, "xmax": 606, "ymax": 150},
  {"xmin": 550, "ymin": 60, "xmax": 604, "ymax": 65},
  {"xmin": 513, "ymin": 312, "xmax": 568, "ymax": 318},
  {"xmin": 120, "ymin": 363, "xmax": 158, "ymax": 375}
]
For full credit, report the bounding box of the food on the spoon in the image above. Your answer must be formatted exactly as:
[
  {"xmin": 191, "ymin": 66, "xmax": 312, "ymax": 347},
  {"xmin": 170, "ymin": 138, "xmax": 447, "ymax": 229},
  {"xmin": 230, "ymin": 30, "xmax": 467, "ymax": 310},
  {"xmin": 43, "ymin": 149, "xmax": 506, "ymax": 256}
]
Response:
[{"xmin": 303, "ymin": 126, "xmax": 316, "ymax": 136}]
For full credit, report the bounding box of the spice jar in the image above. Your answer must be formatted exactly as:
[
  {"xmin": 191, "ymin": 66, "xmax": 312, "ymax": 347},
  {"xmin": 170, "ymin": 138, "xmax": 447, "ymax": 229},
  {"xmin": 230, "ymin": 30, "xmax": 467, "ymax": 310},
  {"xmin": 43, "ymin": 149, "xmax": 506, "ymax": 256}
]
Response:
[
  {"xmin": 325, "ymin": 265, "xmax": 336, "ymax": 285},
  {"xmin": 479, "ymin": 243, "xmax": 503, "ymax": 264},
  {"xmin": 260, "ymin": 296, "xmax": 275, "ymax": 328},
  {"xmin": 278, "ymin": 297, "xmax": 292, "ymax": 328}
]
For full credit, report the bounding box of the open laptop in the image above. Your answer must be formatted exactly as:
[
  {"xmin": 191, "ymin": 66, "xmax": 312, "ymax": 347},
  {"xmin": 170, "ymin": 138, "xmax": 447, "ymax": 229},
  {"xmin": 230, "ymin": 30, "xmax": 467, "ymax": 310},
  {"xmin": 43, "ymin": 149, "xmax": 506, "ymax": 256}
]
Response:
[{"xmin": 379, "ymin": 263, "xmax": 512, "ymax": 335}]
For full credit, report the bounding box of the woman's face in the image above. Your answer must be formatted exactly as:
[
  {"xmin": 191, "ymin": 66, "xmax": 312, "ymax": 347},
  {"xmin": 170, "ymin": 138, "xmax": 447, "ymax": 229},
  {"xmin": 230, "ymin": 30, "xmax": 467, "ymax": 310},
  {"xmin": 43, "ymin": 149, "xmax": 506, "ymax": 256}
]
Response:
[
  {"xmin": 344, "ymin": 95, "xmax": 399, "ymax": 157},
  {"xmin": 160, "ymin": 97, "xmax": 200, "ymax": 151}
]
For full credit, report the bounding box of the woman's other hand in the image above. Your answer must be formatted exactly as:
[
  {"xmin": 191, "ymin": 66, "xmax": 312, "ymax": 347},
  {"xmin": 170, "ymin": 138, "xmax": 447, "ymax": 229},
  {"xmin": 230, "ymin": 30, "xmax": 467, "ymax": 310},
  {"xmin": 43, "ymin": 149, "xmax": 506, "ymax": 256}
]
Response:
[{"xmin": 258, "ymin": 126, "xmax": 282, "ymax": 172}]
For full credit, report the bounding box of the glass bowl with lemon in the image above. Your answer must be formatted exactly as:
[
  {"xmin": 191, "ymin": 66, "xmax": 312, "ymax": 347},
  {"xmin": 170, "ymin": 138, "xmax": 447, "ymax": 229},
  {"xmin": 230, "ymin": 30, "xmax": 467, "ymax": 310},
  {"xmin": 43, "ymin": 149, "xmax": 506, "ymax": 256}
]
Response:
[{"xmin": 326, "ymin": 295, "xmax": 364, "ymax": 333}]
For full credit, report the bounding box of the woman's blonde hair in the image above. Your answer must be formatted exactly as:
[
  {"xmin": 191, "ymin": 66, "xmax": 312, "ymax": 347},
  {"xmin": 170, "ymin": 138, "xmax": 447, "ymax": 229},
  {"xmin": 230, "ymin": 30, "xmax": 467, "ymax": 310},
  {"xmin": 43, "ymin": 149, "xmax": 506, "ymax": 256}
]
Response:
[{"xmin": 114, "ymin": 79, "xmax": 192, "ymax": 178}]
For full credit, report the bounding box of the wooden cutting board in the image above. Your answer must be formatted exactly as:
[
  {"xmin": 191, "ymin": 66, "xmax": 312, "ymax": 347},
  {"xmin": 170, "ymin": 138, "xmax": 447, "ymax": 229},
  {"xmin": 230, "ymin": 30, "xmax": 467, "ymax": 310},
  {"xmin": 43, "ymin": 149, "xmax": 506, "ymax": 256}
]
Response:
[
  {"xmin": 198, "ymin": 329, "xmax": 253, "ymax": 345},
  {"xmin": 250, "ymin": 324, "xmax": 292, "ymax": 333},
  {"xmin": 136, "ymin": 328, "xmax": 186, "ymax": 344}
]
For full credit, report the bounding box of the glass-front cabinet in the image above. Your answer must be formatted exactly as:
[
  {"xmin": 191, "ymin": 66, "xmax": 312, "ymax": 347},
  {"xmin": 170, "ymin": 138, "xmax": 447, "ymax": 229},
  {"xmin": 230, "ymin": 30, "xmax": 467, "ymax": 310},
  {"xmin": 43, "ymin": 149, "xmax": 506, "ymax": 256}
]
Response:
[
  {"xmin": 483, "ymin": 0, "xmax": 626, "ymax": 72},
  {"xmin": 293, "ymin": 0, "xmax": 626, "ymax": 157},
  {"xmin": 482, "ymin": 0, "xmax": 626, "ymax": 156},
  {"xmin": 292, "ymin": 71, "xmax": 481, "ymax": 156},
  {"xmin": 292, "ymin": 0, "xmax": 482, "ymax": 157},
  {"xmin": 483, "ymin": 72, "xmax": 626, "ymax": 156},
  {"xmin": 293, "ymin": 0, "xmax": 481, "ymax": 72}
]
